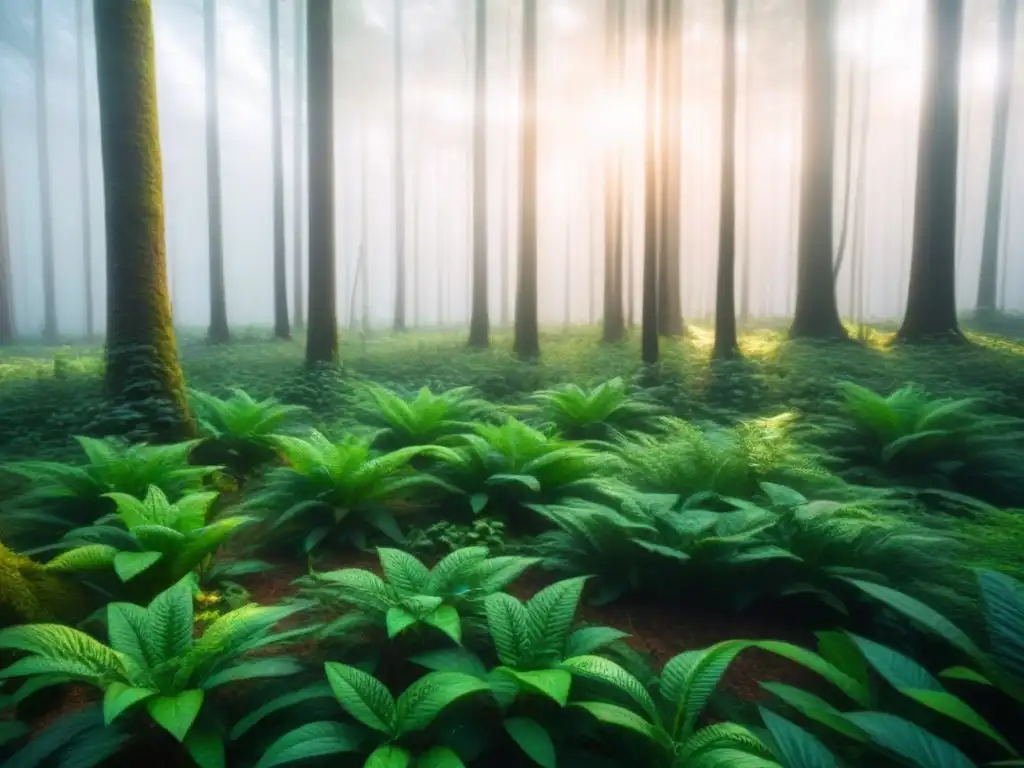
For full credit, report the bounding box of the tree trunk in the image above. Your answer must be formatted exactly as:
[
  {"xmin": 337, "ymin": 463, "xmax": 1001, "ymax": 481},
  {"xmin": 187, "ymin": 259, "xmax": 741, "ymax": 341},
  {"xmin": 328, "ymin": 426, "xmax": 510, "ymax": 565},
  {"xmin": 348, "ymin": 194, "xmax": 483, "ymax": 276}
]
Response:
[
  {"xmin": 641, "ymin": 0, "xmax": 659, "ymax": 365},
  {"xmin": 468, "ymin": 0, "xmax": 489, "ymax": 347},
  {"xmin": 305, "ymin": 0, "xmax": 338, "ymax": 364},
  {"xmin": 411, "ymin": 152, "xmax": 419, "ymax": 328},
  {"xmin": 94, "ymin": 0, "xmax": 193, "ymax": 440},
  {"xmin": 897, "ymin": 0, "xmax": 965, "ymax": 342},
  {"xmin": 204, "ymin": 0, "xmax": 229, "ymax": 343},
  {"xmin": 602, "ymin": 0, "xmax": 625, "ymax": 344},
  {"xmin": 513, "ymin": 0, "xmax": 539, "ymax": 360},
  {"xmin": 789, "ymin": 0, "xmax": 847, "ymax": 339},
  {"xmin": 293, "ymin": 0, "xmax": 304, "ymax": 330},
  {"xmin": 500, "ymin": 8, "xmax": 512, "ymax": 327},
  {"xmin": 0, "ymin": 93, "xmax": 13, "ymax": 345},
  {"xmin": 392, "ymin": 0, "xmax": 407, "ymax": 332},
  {"xmin": 77, "ymin": 0, "xmax": 95, "ymax": 339},
  {"xmin": 36, "ymin": 0, "xmax": 58, "ymax": 343},
  {"xmin": 270, "ymin": 0, "xmax": 290, "ymax": 339},
  {"xmin": 713, "ymin": 0, "xmax": 739, "ymax": 359},
  {"xmin": 360, "ymin": 122, "xmax": 370, "ymax": 335},
  {"xmin": 655, "ymin": 0, "xmax": 683, "ymax": 337},
  {"xmin": 976, "ymin": 0, "xmax": 1017, "ymax": 314},
  {"xmin": 739, "ymin": 2, "xmax": 753, "ymax": 327},
  {"xmin": 832, "ymin": 30, "xmax": 857, "ymax": 284}
]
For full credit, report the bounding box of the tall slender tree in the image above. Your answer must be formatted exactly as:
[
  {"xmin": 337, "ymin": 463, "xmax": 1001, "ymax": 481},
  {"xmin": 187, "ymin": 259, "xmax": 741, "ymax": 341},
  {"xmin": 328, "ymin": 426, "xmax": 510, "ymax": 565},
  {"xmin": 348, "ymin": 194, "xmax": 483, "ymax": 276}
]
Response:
[
  {"xmin": 513, "ymin": 0, "xmax": 539, "ymax": 360},
  {"xmin": 0, "ymin": 91, "xmax": 13, "ymax": 345},
  {"xmin": 392, "ymin": 0, "xmax": 407, "ymax": 332},
  {"xmin": 305, "ymin": 0, "xmax": 338, "ymax": 363},
  {"xmin": 94, "ymin": 0, "xmax": 193, "ymax": 440},
  {"xmin": 897, "ymin": 0, "xmax": 965, "ymax": 342},
  {"xmin": 713, "ymin": 0, "xmax": 739, "ymax": 359},
  {"xmin": 975, "ymin": 0, "xmax": 1017, "ymax": 314},
  {"xmin": 641, "ymin": 0, "xmax": 659, "ymax": 364},
  {"xmin": 76, "ymin": 0, "xmax": 94, "ymax": 338},
  {"xmin": 790, "ymin": 0, "xmax": 847, "ymax": 339},
  {"xmin": 293, "ymin": 0, "xmax": 304, "ymax": 330},
  {"xmin": 602, "ymin": 0, "xmax": 625, "ymax": 344},
  {"xmin": 204, "ymin": 0, "xmax": 229, "ymax": 343},
  {"xmin": 468, "ymin": 0, "xmax": 490, "ymax": 347},
  {"xmin": 270, "ymin": 0, "xmax": 290, "ymax": 339},
  {"xmin": 36, "ymin": 0, "xmax": 57, "ymax": 343},
  {"xmin": 500, "ymin": 3, "xmax": 513, "ymax": 327},
  {"xmin": 657, "ymin": 0, "xmax": 683, "ymax": 337},
  {"xmin": 738, "ymin": 1, "xmax": 753, "ymax": 327}
]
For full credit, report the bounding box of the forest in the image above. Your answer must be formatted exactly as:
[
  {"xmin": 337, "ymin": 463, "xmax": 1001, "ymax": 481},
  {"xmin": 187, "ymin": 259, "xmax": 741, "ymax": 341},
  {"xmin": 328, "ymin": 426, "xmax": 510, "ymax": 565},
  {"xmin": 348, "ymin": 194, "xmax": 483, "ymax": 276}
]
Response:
[{"xmin": 1, "ymin": 0, "xmax": 1024, "ymax": 766}]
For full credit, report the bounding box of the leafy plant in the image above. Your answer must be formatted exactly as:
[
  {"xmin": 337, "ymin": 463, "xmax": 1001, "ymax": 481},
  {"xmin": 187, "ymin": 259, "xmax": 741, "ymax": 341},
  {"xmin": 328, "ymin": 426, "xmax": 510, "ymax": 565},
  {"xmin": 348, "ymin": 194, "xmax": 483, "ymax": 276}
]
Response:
[
  {"xmin": 407, "ymin": 519, "xmax": 507, "ymax": 556},
  {"xmin": 242, "ymin": 431, "xmax": 460, "ymax": 554},
  {"xmin": 255, "ymin": 662, "xmax": 491, "ymax": 768},
  {"xmin": 819, "ymin": 382, "xmax": 1024, "ymax": 504},
  {"xmin": 297, "ymin": 546, "xmax": 539, "ymax": 652},
  {"xmin": 0, "ymin": 579, "xmax": 305, "ymax": 768},
  {"xmin": 189, "ymin": 388, "xmax": 307, "ymax": 477},
  {"xmin": 523, "ymin": 377, "xmax": 667, "ymax": 440},
  {"xmin": 0, "ymin": 437, "xmax": 219, "ymax": 548},
  {"xmin": 43, "ymin": 486, "xmax": 254, "ymax": 603},
  {"xmin": 437, "ymin": 419, "xmax": 619, "ymax": 528},
  {"xmin": 353, "ymin": 383, "xmax": 495, "ymax": 450}
]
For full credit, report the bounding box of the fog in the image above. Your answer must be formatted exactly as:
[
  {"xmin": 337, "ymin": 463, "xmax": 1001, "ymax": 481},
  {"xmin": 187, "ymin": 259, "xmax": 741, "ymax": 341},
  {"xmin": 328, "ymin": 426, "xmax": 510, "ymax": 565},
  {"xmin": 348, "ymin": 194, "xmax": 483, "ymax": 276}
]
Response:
[{"xmin": 0, "ymin": 0, "xmax": 1021, "ymax": 339}]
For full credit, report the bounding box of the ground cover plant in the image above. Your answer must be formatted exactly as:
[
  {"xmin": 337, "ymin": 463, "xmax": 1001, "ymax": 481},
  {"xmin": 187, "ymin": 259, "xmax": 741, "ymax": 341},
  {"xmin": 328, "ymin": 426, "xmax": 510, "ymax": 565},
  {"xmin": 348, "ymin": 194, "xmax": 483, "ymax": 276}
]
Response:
[{"xmin": 2, "ymin": 328, "xmax": 1024, "ymax": 767}]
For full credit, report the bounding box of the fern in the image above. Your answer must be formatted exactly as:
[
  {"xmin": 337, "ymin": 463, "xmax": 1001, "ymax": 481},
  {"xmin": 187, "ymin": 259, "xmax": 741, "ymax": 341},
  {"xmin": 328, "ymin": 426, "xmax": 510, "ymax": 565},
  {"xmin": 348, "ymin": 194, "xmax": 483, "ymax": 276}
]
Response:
[
  {"xmin": 524, "ymin": 377, "xmax": 667, "ymax": 440},
  {"xmin": 352, "ymin": 383, "xmax": 495, "ymax": 450}
]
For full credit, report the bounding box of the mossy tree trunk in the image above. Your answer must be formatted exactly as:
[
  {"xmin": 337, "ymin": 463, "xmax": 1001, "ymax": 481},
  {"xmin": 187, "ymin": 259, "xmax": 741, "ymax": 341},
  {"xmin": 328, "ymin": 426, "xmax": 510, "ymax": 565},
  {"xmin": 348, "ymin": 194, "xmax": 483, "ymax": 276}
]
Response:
[
  {"xmin": 0, "ymin": 93, "xmax": 13, "ymax": 346},
  {"xmin": 640, "ymin": 0, "xmax": 659, "ymax": 365},
  {"xmin": 975, "ymin": 0, "xmax": 1016, "ymax": 315},
  {"xmin": 204, "ymin": 0, "xmax": 229, "ymax": 344},
  {"xmin": 94, "ymin": 0, "xmax": 193, "ymax": 441},
  {"xmin": 513, "ymin": 0, "xmax": 539, "ymax": 360},
  {"xmin": 292, "ymin": 0, "xmax": 305, "ymax": 331},
  {"xmin": 305, "ymin": 0, "xmax": 338, "ymax": 365},
  {"xmin": 35, "ymin": 0, "xmax": 58, "ymax": 344},
  {"xmin": 790, "ymin": 0, "xmax": 847, "ymax": 340},
  {"xmin": 712, "ymin": 0, "xmax": 739, "ymax": 360},
  {"xmin": 468, "ymin": 0, "xmax": 490, "ymax": 348},
  {"xmin": 269, "ymin": 0, "xmax": 290, "ymax": 339},
  {"xmin": 76, "ymin": 0, "xmax": 95, "ymax": 339},
  {"xmin": 897, "ymin": 0, "xmax": 965, "ymax": 343}
]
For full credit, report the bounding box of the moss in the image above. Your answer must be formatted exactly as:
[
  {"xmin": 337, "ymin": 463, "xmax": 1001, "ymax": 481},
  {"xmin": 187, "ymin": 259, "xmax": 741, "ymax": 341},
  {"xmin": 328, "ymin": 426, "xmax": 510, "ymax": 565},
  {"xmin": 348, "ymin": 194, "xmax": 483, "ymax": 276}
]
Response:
[{"xmin": 0, "ymin": 541, "xmax": 86, "ymax": 628}]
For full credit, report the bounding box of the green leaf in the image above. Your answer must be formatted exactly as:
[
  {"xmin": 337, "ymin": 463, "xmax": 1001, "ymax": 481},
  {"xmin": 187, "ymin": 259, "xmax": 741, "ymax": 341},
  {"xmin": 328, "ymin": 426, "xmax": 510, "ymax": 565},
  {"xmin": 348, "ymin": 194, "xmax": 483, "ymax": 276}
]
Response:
[
  {"xmin": 113, "ymin": 550, "xmax": 164, "ymax": 582},
  {"xmin": 201, "ymin": 658, "xmax": 304, "ymax": 690},
  {"xmin": 754, "ymin": 641, "xmax": 871, "ymax": 707},
  {"xmin": 230, "ymin": 683, "xmax": 334, "ymax": 741},
  {"xmin": 324, "ymin": 662, "xmax": 397, "ymax": 736},
  {"xmin": 497, "ymin": 668, "xmax": 572, "ymax": 707},
  {"xmin": 939, "ymin": 666, "xmax": 992, "ymax": 686},
  {"xmin": 485, "ymin": 592, "xmax": 529, "ymax": 667},
  {"xmin": 842, "ymin": 712, "xmax": 977, "ymax": 768},
  {"xmin": 0, "ymin": 721, "xmax": 28, "ymax": 748},
  {"xmin": 815, "ymin": 631, "xmax": 869, "ymax": 688},
  {"xmin": 978, "ymin": 570, "xmax": 1024, "ymax": 686},
  {"xmin": 504, "ymin": 717, "xmax": 557, "ymax": 768},
  {"xmin": 255, "ymin": 722, "xmax": 364, "ymax": 768},
  {"xmin": 424, "ymin": 605, "xmax": 462, "ymax": 645},
  {"xmin": 418, "ymin": 746, "xmax": 466, "ymax": 768},
  {"xmin": 183, "ymin": 721, "xmax": 226, "ymax": 768},
  {"xmin": 394, "ymin": 671, "xmax": 491, "ymax": 734},
  {"xmin": 386, "ymin": 607, "xmax": 420, "ymax": 638},
  {"xmin": 759, "ymin": 707, "xmax": 837, "ymax": 768},
  {"xmin": 146, "ymin": 580, "xmax": 195, "ymax": 664},
  {"xmin": 561, "ymin": 655, "xmax": 658, "ymax": 721},
  {"xmin": 487, "ymin": 473, "xmax": 542, "ymax": 492},
  {"xmin": 378, "ymin": 547, "xmax": 430, "ymax": 595},
  {"xmin": 571, "ymin": 701, "xmax": 664, "ymax": 745},
  {"xmin": 410, "ymin": 648, "xmax": 488, "ymax": 679},
  {"xmin": 146, "ymin": 689, "xmax": 205, "ymax": 742},
  {"xmin": 525, "ymin": 577, "xmax": 588, "ymax": 666},
  {"xmin": 564, "ymin": 626, "xmax": 629, "ymax": 658},
  {"xmin": 102, "ymin": 683, "xmax": 158, "ymax": 725},
  {"xmin": 760, "ymin": 683, "xmax": 868, "ymax": 744},
  {"xmin": 44, "ymin": 545, "xmax": 118, "ymax": 572},
  {"xmin": 365, "ymin": 745, "xmax": 413, "ymax": 768},
  {"xmin": 470, "ymin": 494, "xmax": 489, "ymax": 515}
]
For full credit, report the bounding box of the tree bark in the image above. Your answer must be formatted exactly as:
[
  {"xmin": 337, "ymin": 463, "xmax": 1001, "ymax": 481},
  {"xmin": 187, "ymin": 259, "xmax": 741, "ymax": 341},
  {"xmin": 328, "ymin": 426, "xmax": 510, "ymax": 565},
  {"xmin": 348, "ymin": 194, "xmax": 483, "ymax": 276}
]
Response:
[
  {"xmin": 641, "ymin": 0, "xmax": 660, "ymax": 365},
  {"xmin": 789, "ymin": 0, "xmax": 847, "ymax": 339},
  {"xmin": 77, "ymin": 0, "xmax": 95, "ymax": 339},
  {"xmin": 713, "ymin": 0, "xmax": 739, "ymax": 359},
  {"xmin": 0, "ymin": 92, "xmax": 13, "ymax": 345},
  {"xmin": 739, "ymin": 1, "xmax": 752, "ymax": 327},
  {"xmin": 468, "ymin": 0, "xmax": 489, "ymax": 347},
  {"xmin": 897, "ymin": 0, "xmax": 965, "ymax": 342},
  {"xmin": 35, "ymin": 0, "xmax": 58, "ymax": 343},
  {"xmin": 94, "ymin": 0, "xmax": 193, "ymax": 440},
  {"xmin": 270, "ymin": 0, "xmax": 290, "ymax": 339},
  {"xmin": 513, "ymin": 0, "xmax": 539, "ymax": 360},
  {"xmin": 204, "ymin": 0, "xmax": 229, "ymax": 343},
  {"xmin": 293, "ymin": 0, "xmax": 304, "ymax": 331},
  {"xmin": 305, "ymin": 0, "xmax": 338, "ymax": 364},
  {"xmin": 659, "ymin": 0, "xmax": 683, "ymax": 337},
  {"xmin": 392, "ymin": 0, "xmax": 407, "ymax": 332},
  {"xmin": 602, "ymin": 0, "xmax": 625, "ymax": 344},
  {"xmin": 975, "ymin": 0, "xmax": 1017, "ymax": 314}
]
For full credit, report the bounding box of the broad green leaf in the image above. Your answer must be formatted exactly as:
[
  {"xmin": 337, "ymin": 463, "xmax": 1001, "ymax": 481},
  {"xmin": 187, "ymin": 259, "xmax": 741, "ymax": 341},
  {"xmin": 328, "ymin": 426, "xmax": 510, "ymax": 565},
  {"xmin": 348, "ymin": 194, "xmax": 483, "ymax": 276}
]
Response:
[
  {"xmin": 497, "ymin": 668, "xmax": 572, "ymax": 707},
  {"xmin": 525, "ymin": 577, "xmax": 588, "ymax": 665},
  {"xmin": 365, "ymin": 745, "xmax": 413, "ymax": 768},
  {"xmin": 487, "ymin": 473, "xmax": 542, "ymax": 492},
  {"xmin": 424, "ymin": 605, "xmax": 462, "ymax": 645},
  {"xmin": 939, "ymin": 666, "xmax": 992, "ymax": 686},
  {"xmin": 386, "ymin": 607, "xmax": 419, "ymax": 638},
  {"xmin": 470, "ymin": 493, "xmax": 489, "ymax": 515},
  {"xmin": 410, "ymin": 648, "xmax": 488, "ymax": 679},
  {"xmin": 504, "ymin": 717, "xmax": 557, "ymax": 768},
  {"xmin": 146, "ymin": 580, "xmax": 195, "ymax": 664},
  {"xmin": 395, "ymin": 671, "xmax": 491, "ymax": 734},
  {"xmin": 147, "ymin": 689, "xmax": 205, "ymax": 742},
  {"xmin": 419, "ymin": 746, "xmax": 466, "ymax": 768},
  {"xmin": 201, "ymin": 658, "xmax": 304, "ymax": 690},
  {"xmin": 230, "ymin": 683, "xmax": 334, "ymax": 741},
  {"xmin": 759, "ymin": 707, "xmax": 838, "ymax": 768},
  {"xmin": 485, "ymin": 593, "xmax": 529, "ymax": 667},
  {"xmin": 561, "ymin": 655, "xmax": 658, "ymax": 721},
  {"xmin": 44, "ymin": 545, "xmax": 118, "ymax": 572},
  {"xmin": 754, "ymin": 641, "xmax": 871, "ymax": 707},
  {"xmin": 571, "ymin": 701, "xmax": 664, "ymax": 745},
  {"xmin": 760, "ymin": 683, "xmax": 868, "ymax": 743},
  {"xmin": 183, "ymin": 721, "xmax": 226, "ymax": 768},
  {"xmin": 102, "ymin": 683, "xmax": 158, "ymax": 725},
  {"xmin": 564, "ymin": 626, "xmax": 629, "ymax": 658},
  {"xmin": 816, "ymin": 631, "xmax": 869, "ymax": 688},
  {"xmin": 978, "ymin": 571, "xmax": 1024, "ymax": 687},
  {"xmin": 842, "ymin": 712, "xmax": 977, "ymax": 768},
  {"xmin": 113, "ymin": 550, "xmax": 164, "ymax": 582},
  {"xmin": 378, "ymin": 548, "xmax": 430, "ymax": 595},
  {"xmin": 324, "ymin": 662, "xmax": 397, "ymax": 736},
  {"xmin": 255, "ymin": 721, "xmax": 364, "ymax": 768}
]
